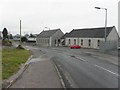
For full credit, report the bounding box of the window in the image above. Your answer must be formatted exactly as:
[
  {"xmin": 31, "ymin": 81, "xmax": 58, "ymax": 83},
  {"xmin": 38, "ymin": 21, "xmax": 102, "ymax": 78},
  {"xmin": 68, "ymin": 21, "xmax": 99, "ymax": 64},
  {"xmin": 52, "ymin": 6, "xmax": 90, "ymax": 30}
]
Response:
[
  {"xmin": 88, "ymin": 39, "xmax": 91, "ymax": 46},
  {"xmin": 98, "ymin": 40, "xmax": 100, "ymax": 46},
  {"xmin": 74, "ymin": 39, "xmax": 76, "ymax": 45},
  {"xmin": 69, "ymin": 39, "xmax": 70, "ymax": 44},
  {"xmin": 81, "ymin": 39, "xmax": 83, "ymax": 45},
  {"xmin": 58, "ymin": 39, "xmax": 60, "ymax": 44}
]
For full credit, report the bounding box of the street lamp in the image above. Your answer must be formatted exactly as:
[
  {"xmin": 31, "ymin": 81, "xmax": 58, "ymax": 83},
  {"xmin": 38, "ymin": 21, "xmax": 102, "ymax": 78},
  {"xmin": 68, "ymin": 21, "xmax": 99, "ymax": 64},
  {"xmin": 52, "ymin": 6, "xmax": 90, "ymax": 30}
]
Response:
[{"xmin": 95, "ymin": 7, "xmax": 107, "ymax": 44}]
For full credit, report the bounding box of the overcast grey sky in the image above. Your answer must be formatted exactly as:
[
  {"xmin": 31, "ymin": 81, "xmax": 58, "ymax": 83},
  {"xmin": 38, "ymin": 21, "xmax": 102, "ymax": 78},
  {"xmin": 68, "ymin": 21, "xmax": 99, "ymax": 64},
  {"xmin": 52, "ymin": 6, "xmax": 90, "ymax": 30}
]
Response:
[{"xmin": 0, "ymin": 0, "xmax": 119, "ymax": 35}]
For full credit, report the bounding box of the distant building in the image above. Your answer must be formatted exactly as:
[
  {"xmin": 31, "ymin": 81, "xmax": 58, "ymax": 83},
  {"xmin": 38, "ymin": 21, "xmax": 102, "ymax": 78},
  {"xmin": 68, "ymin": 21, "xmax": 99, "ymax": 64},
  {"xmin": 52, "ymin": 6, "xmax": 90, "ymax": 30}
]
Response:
[
  {"xmin": 61, "ymin": 33, "xmax": 69, "ymax": 46},
  {"xmin": 0, "ymin": 31, "xmax": 3, "ymax": 39},
  {"xmin": 13, "ymin": 34, "xmax": 20, "ymax": 41},
  {"xmin": 27, "ymin": 34, "xmax": 38, "ymax": 42},
  {"xmin": 36, "ymin": 29, "xmax": 64, "ymax": 46},
  {"xmin": 65, "ymin": 26, "xmax": 119, "ymax": 50}
]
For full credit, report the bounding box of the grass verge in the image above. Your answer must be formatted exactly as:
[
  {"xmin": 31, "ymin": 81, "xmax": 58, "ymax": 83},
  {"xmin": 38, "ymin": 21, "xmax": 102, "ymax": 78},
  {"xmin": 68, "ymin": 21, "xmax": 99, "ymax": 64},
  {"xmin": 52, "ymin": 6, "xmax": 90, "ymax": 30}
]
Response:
[{"xmin": 2, "ymin": 47, "xmax": 31, "ymax": 80}]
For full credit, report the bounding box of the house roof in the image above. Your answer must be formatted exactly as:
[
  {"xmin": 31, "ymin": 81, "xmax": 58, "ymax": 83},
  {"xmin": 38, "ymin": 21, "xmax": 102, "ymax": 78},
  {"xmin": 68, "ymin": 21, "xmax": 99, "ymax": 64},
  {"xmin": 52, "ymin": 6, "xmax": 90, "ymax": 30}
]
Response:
[
  {"xmin": 61, "ymin": 33, "xmax": 69, "ymax": 39},
  {"xmin": 66, "ymin": 26, "xmax": 115, "ymax": 38},
  {"xmin": 29, "ymin": 34, "xmax": 38, "ymax": 38},
  {"xmin": 37, "ymin": 29, "xmax": 60, "ymax": 38}
]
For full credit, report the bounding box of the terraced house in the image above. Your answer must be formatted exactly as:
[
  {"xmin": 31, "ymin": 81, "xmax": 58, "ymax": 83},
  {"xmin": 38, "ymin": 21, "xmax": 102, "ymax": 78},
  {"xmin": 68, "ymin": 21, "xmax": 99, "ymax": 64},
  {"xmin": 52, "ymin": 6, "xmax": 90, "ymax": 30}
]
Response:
[
  {"xmin": 65, "ymin": 26, "xmax": 119, "ymax": 50},
  {"xmin": 36, "ymin": 29, "xmax": 64, "ymax": 46}
]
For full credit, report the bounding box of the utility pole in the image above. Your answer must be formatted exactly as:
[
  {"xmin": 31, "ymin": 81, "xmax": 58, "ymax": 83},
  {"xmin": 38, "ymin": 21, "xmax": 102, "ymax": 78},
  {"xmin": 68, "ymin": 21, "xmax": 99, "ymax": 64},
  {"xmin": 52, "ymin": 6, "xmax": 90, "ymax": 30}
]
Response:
[
  {"xmin": 17, "ymin": 20, "xmax": 24, "ymax": 49},
  {"xmin": 20, "ymin": 20, "xmax": 22, "ymax": 45}
]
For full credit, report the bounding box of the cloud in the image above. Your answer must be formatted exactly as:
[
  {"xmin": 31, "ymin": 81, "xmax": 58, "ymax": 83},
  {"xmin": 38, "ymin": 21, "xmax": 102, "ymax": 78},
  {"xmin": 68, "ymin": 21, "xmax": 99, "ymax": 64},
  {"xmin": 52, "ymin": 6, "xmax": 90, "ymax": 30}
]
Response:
[{"xmin": 1, "ymin": 0, "xmax": 119, "ymax": 35}]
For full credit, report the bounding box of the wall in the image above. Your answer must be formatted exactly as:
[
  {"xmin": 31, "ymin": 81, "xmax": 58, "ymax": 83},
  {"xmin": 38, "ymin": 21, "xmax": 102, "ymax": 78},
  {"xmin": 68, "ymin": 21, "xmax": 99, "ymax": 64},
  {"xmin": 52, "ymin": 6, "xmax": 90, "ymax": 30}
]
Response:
[
  {"xmin": 107, "ymin": 27, "xmax": 119, "ymax": 41},
  {"xmin": 99, "ymin": 40, "xmax": 118, "ymax": 50},
  {"xmin": 106, "ymin": 27, "xmax": 119, "ymax": 49},
  {"xmin": 51, "ymin": 30, "xmax": 64, "ymax": 46},
  {"xmin": 65, "ymin": 37, "xmax": 104, "ymax": 49},
  {"xmin": 36, "ymin": 38, "xmax": 50, "ymax": 46}
]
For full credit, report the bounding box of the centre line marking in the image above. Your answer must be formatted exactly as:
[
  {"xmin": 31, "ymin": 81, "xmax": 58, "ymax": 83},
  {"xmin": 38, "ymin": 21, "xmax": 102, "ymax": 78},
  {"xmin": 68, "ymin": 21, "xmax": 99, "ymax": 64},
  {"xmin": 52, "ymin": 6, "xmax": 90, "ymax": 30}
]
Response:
[
  {"xmin": 76, "ymin": 57, "xmax": 86, "ymax": 62},
  {"xmin": 95, "ymin": 64, "xmax": 119, "ymax": 77}
]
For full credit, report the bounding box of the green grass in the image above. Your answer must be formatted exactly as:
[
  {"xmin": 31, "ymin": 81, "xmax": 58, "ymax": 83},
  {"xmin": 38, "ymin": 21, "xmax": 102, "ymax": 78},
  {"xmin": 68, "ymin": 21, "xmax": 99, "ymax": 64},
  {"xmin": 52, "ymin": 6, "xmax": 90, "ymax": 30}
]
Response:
[{"xmin": 2, "ymin": 47, "xmax": 31, "ymax": 80}]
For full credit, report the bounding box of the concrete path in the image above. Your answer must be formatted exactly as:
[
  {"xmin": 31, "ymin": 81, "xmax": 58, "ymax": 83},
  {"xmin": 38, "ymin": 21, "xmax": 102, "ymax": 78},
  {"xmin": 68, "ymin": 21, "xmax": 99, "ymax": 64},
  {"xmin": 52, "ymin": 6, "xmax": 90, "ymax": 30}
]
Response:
[{"xmin": 10, "ymin": 47, "xmax": 62, "ymax": 88}]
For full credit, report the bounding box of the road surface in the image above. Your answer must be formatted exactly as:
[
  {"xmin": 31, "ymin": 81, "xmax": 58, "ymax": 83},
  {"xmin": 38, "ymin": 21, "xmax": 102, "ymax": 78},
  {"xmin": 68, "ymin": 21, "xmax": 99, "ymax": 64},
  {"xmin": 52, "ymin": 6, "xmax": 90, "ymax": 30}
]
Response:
[
  {"xmin": 11, "ymin": 42, "xmax": 119, "ymax": 88},
  {"xmin": 24, "ymin": 45, "xmax": 118, "ymax": 88}
]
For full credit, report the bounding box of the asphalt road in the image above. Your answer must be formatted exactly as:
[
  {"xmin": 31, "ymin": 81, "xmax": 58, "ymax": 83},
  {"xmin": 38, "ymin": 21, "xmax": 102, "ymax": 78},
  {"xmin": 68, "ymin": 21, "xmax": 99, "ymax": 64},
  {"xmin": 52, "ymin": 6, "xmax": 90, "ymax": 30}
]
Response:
[
  {"xmin": 24, "ymin": 45, "xmax": 118, "ymax": 88},
  {"xmin": 11, "ymin": 42, "xmax": 119, "ymax": 88}
]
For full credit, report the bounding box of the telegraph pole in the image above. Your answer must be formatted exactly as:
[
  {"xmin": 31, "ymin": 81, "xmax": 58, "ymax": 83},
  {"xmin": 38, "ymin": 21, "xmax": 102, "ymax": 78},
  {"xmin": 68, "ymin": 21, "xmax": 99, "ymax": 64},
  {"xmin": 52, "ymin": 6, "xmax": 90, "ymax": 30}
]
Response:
[
  {"xmin": 20, "ymin": 20, "xmax": 22, "ymax": 45},
  {"xmin": 17, "ymin": 20, "xmax": 24, "ymax": 49}
]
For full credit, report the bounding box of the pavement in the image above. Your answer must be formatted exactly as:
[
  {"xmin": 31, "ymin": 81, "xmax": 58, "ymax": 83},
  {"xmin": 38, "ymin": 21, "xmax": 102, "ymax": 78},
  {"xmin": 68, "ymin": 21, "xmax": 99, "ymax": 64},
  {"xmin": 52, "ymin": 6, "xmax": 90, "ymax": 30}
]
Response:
[{"xmin": 11, "ymin": 59, "xmax": 62, "ymax": 88}]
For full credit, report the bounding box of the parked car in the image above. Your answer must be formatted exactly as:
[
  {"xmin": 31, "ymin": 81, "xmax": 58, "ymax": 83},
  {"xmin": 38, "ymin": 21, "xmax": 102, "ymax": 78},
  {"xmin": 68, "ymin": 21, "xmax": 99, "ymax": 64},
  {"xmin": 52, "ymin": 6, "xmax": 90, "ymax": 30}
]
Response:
[{"xmin": 70, "ymin": 45, "xmax": 81, "ymax": 49}]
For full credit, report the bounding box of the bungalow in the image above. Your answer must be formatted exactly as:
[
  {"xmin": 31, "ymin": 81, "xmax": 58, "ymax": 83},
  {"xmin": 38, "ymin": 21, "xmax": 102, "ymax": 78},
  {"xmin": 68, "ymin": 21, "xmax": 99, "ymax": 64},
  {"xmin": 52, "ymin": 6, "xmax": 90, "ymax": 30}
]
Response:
[
  {"xmin": 36, "ymin": 29, "xmax": 64, "ymax": 46},
  {"xmin": 65, "ymin": 26, "xmax": 119, "ymax": 50},
  {"xmin": 27, "ymin": 34, "xmax": 38, "ymax": 42}
]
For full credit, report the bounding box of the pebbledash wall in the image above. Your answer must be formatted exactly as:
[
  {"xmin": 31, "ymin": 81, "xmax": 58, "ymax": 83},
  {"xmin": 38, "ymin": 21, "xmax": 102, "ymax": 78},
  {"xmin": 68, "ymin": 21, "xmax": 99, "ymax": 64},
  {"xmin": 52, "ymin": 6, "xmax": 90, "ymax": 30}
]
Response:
[
  {"xmin": 36, "ymin": 38, "xmax": 50, "ymax": 46},
  {"xmin": 66, "ymin": 38, "xmax": 104, "ymax": 49},
  {"xmin": 100, "ymin": 27, "xmax": 119, "ymax": 50},
  {"xmin": 36, "ymin": 29, "xmax": 64, "ymax": 47}
]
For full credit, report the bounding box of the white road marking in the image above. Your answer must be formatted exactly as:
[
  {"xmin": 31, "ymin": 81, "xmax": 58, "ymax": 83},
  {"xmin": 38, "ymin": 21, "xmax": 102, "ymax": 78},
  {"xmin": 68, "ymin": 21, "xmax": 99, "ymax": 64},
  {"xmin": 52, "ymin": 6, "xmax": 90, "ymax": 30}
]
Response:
[
  {"xmin": 85, "ymin": 52, "xmax": 91, "ymax": 53},
  {"xmin": 70, "ymin": 55, "xmax": 86, "ymax": 62},
  {"xmin": 95, "ymin": 64, "xmax": 119, "ymax": 77},
  {"xmin": 76, "ymin": 57, "xmax": 86, "ymax": 62}
]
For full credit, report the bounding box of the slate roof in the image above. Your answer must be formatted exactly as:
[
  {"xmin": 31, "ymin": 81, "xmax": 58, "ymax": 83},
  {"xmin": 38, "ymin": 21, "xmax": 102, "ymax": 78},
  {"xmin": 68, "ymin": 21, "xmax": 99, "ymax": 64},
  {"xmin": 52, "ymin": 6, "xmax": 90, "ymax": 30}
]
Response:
[
  {"xmin": 66, "ymin": 26, "xmax": 115, "ymax": 38},
  {"xmin": 29, "ymin": 34, "xmax": 38, "ymax": 38},
  {"xmin": 61, "ymin": 33, "xmax": 69, "ymax": 39},
  {"xmin": 37, "ymin": 29, "xmax": 60, "ymax": 38}
]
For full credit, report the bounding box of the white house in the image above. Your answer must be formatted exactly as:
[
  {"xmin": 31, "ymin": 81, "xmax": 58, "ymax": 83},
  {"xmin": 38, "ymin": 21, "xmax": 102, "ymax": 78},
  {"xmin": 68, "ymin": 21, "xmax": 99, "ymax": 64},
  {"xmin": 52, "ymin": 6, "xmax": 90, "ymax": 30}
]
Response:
[
  {"xmin": 65, "ymin": 26, "xmax": 119, "ymax": 50},
  {"xmin": 36, "ymin": 29, "xmax": 64, "ymax": 46},
  {"xmin": 27, "ymin": 34, "xmax": 38, "ymax": 42}
]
